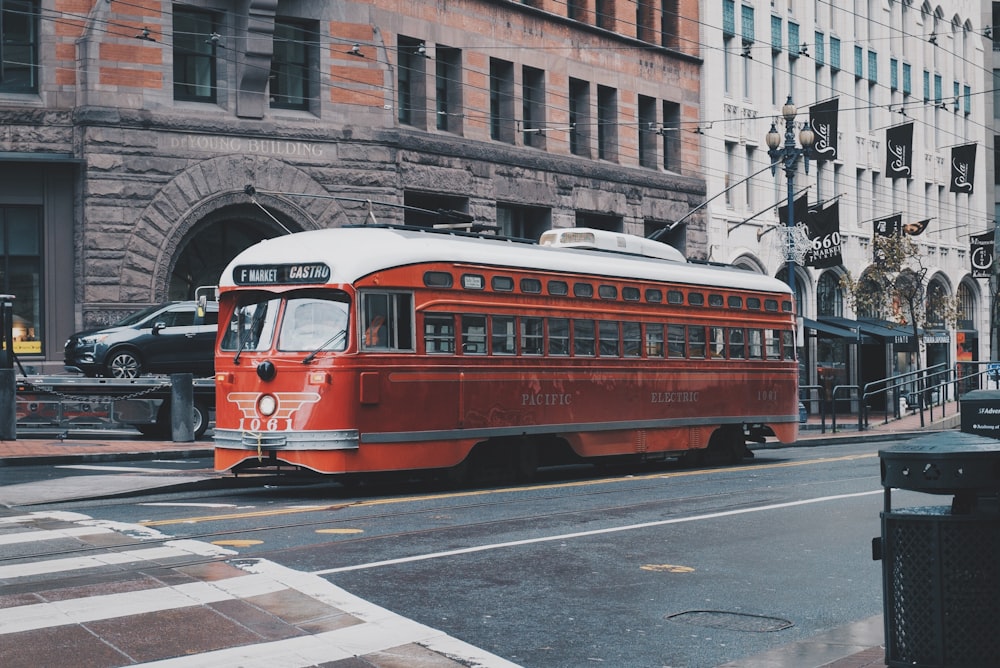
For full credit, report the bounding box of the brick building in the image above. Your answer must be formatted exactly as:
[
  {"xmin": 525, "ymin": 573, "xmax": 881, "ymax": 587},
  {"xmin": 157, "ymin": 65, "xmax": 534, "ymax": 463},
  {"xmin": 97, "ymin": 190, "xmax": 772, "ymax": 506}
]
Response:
[{"xmin": 1, "ymin": 0, "xmax": 705, "ymax": 373}]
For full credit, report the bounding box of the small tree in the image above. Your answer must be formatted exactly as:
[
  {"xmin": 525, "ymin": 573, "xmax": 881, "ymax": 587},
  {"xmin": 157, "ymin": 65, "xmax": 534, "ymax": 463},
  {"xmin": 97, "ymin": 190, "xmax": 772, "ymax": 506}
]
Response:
[{"xmin": 840, "ymin": 233, "xmax": 959, "ymax": 419}]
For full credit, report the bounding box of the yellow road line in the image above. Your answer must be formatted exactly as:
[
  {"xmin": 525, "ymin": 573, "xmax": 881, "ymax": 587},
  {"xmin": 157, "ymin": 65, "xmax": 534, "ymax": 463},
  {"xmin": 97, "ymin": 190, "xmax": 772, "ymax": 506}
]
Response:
[{"xmin": 140, "ymin": 452, "xmax": 877, "ymax": 527}]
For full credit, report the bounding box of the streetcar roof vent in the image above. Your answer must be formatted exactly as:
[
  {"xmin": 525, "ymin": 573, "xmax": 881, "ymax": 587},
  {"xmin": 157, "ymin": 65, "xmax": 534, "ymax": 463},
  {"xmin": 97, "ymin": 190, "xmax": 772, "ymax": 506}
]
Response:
[{"xmin": 539, "ymin": 228, "xmax": 686, "ymax": 263}]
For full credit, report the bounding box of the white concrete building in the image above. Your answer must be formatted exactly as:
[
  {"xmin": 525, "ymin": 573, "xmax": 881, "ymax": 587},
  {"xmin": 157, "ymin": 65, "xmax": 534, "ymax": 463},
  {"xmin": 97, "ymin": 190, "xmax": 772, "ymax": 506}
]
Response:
[{"xmin": 700, "ymin": 0, "xmax": 990, "ymax": 406}]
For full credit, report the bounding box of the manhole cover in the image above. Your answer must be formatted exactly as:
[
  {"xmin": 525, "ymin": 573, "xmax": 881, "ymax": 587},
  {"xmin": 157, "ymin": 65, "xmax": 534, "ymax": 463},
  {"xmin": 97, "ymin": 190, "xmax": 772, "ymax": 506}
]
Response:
[{"xmin": 666, "ymin": 610, "xmax": 793, "ymax": 633}]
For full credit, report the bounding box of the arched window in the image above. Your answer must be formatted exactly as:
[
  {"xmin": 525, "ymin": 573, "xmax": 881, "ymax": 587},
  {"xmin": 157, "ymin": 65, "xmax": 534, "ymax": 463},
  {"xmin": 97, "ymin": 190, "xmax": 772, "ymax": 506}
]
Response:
[
  {"xmin": 817, "ymin": 271, "xmax": 843, "ymax": 317},
  {"xmin": 957, "ymin": 282, "xmax": 976, "ymax": 329}
]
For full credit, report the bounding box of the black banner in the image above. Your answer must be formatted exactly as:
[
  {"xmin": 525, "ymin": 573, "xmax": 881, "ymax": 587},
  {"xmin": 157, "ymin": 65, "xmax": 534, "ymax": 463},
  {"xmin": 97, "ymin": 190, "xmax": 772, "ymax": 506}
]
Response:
[
  {"xmin": 885, "ymin": 122, "xmax": 913, "ymax": 179},
  {"xmin": 950, "ymin": 143, "xmax": 977, "ymax": 193},
  {"xmin": 804, "ymin": 201, "xmax": 842, "ymax": 268},
  {"xmin": 809, "ymin": 98, "xmax": 839, "ymax": 163},
  {"xmin": 903, "ymin": 218, "xmax": 931, "ymax": 236},
  {"xmin": 970, "ymin": 231, "xmax": 994, "ymax": 279},
  {"xmin": 874, "ymin": 213, "xmax": 902, "ymax": 237},
  {"xmin": 776, "ymin": 193, "xmax": 810, "ymax": 228}
]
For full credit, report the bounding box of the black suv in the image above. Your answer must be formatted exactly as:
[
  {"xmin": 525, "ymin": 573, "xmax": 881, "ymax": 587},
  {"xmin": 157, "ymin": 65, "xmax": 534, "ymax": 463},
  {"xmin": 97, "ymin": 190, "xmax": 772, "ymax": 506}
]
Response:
[{"xmin": 65, "ymin": 301, "xmax": 218, "ymax": 378}]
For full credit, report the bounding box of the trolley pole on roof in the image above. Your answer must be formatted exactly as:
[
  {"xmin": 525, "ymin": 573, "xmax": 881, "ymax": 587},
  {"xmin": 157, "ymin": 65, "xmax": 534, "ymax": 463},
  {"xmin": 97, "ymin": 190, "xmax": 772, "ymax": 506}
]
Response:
[{"xmin": 765, "ymin": 96, "xmax": 815, "ymax": 318}]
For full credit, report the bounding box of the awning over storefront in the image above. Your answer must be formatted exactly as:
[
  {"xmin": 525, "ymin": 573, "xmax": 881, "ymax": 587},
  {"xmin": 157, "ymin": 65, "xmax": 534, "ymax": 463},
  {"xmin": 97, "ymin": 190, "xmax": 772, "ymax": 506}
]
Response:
[
  {"xmin": 817, "ymin": 317, "xmax": 919, "ymax": 350},
  {"xmin": 802, "ymin": 317, "xmax": 870, "ymax": 342}
]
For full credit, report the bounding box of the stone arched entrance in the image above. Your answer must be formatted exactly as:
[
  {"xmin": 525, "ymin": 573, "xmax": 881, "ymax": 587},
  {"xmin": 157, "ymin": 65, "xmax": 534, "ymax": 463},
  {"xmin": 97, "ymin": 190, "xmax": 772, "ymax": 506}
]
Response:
[{"xmin": 120, "ymin": 155, "xmax": 347, "ymax": 304}]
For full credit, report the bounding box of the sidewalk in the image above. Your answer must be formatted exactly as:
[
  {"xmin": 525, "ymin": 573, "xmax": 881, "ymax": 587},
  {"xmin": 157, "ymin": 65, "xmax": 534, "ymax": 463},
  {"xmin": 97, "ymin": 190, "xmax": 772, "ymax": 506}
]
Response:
[{"xmin": 0, "ymin": 406, "xmax": 963, "ymax": 668}]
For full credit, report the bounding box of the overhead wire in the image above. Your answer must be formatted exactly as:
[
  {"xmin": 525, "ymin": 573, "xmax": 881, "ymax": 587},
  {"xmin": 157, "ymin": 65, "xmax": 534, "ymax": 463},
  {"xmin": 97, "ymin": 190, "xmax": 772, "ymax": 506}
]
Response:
[{"xmin": 6, "ymin": 0, "xmax": 995, "ymax": 233}]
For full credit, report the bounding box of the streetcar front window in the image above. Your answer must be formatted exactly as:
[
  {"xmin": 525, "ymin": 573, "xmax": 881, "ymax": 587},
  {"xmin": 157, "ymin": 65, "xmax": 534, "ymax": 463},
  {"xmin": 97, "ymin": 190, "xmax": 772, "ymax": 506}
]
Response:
[
  {"xmin": 279, "ymin": 295, "xmax": 350, "ymax": 352},
  {"xmin": 221, "ymin": 296, "xmax": 281, "ymax": 352}
]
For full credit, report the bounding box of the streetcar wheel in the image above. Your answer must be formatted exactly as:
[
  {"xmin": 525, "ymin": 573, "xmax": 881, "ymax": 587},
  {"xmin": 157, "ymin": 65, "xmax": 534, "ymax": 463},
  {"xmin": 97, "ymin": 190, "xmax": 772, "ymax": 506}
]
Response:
[{"xmin": 706, "ymin": 427, "xmax": 746, "ymax": 465}]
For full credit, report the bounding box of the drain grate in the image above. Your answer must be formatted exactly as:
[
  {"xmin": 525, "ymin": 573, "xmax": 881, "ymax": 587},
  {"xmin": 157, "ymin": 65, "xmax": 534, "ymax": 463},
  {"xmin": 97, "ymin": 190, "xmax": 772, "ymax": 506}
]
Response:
[{"xmin": 666, "ymin": 610, "xmax": 793, "ymax": 633}]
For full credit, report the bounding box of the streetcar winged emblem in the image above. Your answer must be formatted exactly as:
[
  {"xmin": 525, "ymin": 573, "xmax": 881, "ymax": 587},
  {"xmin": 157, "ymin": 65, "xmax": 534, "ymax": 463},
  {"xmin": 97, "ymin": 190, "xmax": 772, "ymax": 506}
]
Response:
[{"xmin": 227, "ymin": 392, "xmax": 321, "ymax": 421}]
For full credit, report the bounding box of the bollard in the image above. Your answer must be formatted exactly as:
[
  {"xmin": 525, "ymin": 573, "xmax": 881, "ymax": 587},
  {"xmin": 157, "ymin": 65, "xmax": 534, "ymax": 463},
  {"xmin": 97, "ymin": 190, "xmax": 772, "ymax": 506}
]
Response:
[
  {"xmin": 170, "ymin": 373, "xmax": 194, "ymax": 443},
  {"xmin": 0, "ymin": 368, "xmax": 15, "ymax": 440}
]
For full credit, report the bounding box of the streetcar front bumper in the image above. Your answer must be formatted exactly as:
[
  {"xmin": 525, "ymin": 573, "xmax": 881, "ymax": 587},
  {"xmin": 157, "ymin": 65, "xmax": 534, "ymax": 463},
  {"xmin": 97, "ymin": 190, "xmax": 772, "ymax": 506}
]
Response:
[{"xmin": 214, "ymin": 428, "xmax": 359, "ymax": 451}]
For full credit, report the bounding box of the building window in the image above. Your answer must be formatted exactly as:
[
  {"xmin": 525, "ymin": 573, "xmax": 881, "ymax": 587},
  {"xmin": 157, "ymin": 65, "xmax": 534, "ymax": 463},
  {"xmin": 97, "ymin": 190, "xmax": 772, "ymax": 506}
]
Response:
[
  {"xmin": 435, "ymin": 46, "xmax": 462, "ymax": 133},
  {"xmin": 902, "ymin": 62, "xmax": 911, "ymax": 96},
  {"xmin": 522, "ymin": 66, "xmax": 545, "ymax": 148},
  {"xmin": 636, "ymin": 0, "xmax": 654, "ymax": 43},
  {"xmin": 829, "ymin": 36, "xmax": 840, "ymax": 71},
  {"xmin": 2, "ymin": 206, "xmax": 42, "ymax": 354},
  {"xmin": 817, "ymin": 271, "xmax": 843, "ymax": 317},
  {"xmin": 567, "ymin": 0, "xmax": 585, "ymax": 22},
  {"xmin": 270, "ymin": 19, "xmax": 314, "ymax": 110},
  {"xmin": 596, "ymin": 0, "xmax": 615, "ymax": 30},
  {"xmin": 490, "ymin": 58, "xmax": 515, "ymax": 143},
  {"xmin": 497, "ymin": 204, "xmax": 550, "ymax": 240},
  {"xmin": 660, "ymin": 0, "xmax": 679, "ymax": 48},
  {"xmin": 397, "ymin": 36, "xmax": 427, "ymax": 127},
  {"xmin": 0, "ymin": 0, "xmax": 38, "ymax": 93},
  {"xmin": 662, "ymin": 100, "xmax": 680, "ymax": 172},
  {"xmin": 173, "ymin": 7, "xmax": 218, "ymax": 102},
  {"xmin": 597, "ymin": 85, "xmax": 617, "ymax": 161},
  {"xmin": 638, "ymin": 95, "xmax": 657, "ymax": 169},
  {"xmin": 569, "ymin": 78, "xmax": 590, "ymax": 157}
]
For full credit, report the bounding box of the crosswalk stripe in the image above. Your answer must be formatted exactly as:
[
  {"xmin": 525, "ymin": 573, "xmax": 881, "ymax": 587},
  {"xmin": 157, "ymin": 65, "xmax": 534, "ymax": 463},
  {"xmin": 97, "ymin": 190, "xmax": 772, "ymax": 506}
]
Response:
[
  {"xmin": 0, "ymin": 539, "xmax": 235, "ymax": 579},
  {"xmin": 0, "ymin": 575, "xmax": 287, "ymax": 634},
  {"xmin": 0, "ymin": 525, "xmax": 113, "ymax": 545},
  {"xmin": 0, "ymin": 512, "xmax": 521, "ymax": 668}
]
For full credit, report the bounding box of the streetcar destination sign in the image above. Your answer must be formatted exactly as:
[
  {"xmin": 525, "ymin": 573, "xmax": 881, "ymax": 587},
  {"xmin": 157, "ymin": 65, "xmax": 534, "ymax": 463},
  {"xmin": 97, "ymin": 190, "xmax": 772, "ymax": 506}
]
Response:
[{"xmin": 233, "ymin": 263, "xmax": 331, "ymax": 285}]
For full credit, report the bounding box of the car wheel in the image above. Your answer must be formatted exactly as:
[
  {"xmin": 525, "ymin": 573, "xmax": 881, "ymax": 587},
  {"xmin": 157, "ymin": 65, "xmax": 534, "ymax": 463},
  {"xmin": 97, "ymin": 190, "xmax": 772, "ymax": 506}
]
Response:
[{"xmin": 107, "ymin": 350, "xmax": 142, "ymax": 378}]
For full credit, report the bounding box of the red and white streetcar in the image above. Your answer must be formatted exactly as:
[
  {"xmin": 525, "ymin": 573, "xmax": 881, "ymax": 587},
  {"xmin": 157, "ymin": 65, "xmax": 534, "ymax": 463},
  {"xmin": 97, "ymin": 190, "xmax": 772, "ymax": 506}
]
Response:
[{"xmin": 213, "ymin": 225, "xmax": 798, "ymax": 480}]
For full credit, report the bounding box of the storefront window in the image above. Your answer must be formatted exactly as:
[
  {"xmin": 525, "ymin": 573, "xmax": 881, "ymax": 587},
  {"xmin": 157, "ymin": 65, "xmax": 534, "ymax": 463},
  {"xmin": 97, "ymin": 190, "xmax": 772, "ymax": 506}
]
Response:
[{"xmin": 0, "ymin": 206, "xmax": 42, "ymax": 354}]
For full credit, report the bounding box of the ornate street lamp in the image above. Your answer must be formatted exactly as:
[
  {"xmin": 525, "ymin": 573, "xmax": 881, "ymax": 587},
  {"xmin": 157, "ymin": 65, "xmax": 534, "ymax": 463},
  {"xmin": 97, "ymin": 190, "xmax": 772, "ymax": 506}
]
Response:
[{"xmin": 765, "ymin": 96, "xmax": 815, "ymax": 312}]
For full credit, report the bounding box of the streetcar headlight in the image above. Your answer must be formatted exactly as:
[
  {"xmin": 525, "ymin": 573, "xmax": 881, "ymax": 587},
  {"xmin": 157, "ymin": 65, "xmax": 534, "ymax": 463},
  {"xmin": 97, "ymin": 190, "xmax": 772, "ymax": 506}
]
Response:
[{"xmin": 258, "ymin": 394, "xmax": 277, "ymax": 417}]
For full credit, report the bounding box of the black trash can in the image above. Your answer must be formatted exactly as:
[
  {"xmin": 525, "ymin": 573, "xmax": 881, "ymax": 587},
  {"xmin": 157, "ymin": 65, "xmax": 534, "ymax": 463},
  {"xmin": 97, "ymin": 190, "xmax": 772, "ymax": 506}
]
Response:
[{"xmin": 875, "ymin": 432, "xmax": 1000, "ymax": 668}]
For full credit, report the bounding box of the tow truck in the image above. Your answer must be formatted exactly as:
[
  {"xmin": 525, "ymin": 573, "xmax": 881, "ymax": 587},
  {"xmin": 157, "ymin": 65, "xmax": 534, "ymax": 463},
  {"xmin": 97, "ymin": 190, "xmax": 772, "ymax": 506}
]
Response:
[{"xmin": 16, "ymin": 374, "xmax": 214, "ymax": 439}]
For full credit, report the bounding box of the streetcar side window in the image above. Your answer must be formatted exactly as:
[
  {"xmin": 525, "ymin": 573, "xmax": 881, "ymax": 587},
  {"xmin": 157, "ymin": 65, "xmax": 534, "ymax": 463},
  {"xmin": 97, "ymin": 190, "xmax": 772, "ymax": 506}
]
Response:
[
  {"xmin": 598, "ymin": 321, "xmax": 619, "ymax": 356},
  {"xmin": 623, "ymin": 287, "xmax": 641, "ymax": 301},
  {"xmin": 709, "ymin": 294, "xmax": 724, "ymax": 307},
  {"xmin": 521, "ymin": 278, "xmax": 542, "ymax": 294},
  {"xmin": 423, "ymin": 271, "xmax": 453, "ymax": 288},
  {"xmin": 645, "ymin": 323, "xmax": 664, "ymax": 358},
  {"xmin": 765, "ymin": 299, "xmax": 779, "ymax": 312},
  {"xmin": 709, "ymin": 326, "xmax": 726, "ymax": 358},
  {"xmin": 765, "ymin": 329, "xmax": 781, "ymax": 358},
  {"xmin": 521, "ymin": 316, "xmax": 544, "ymax": 355},
  {"xmin": 361, "ymin": 292, "xmax": 414, "ymax": 351},
  {"xmin": 548, "ymin": 318, "xmax": 570, "ymax": 355},
  {"xmin": 548, "ymin": 280, "xmax": 569, "ymax": 296},
  {"xmin": 747, "ymin": 329, "xmax": 763, "ymax": 359},
  {"xmin": 491, "ymin": 315, "xmax": 517, "ymax": 355},
  {"xmin": 492, "ymin": 276, "xmax": 515, "ymax": 292},
  {"xmin": 424, "ymin": 313, "xmax": 455, "ymax": 354},
  {"xmin": 573, "ymin": 282, "xmax": 594, "ymax": 298},
  {"xmin": 623, "ymin": 321, "xmax": 642, "ymax": 357},
  {"xmin": 729, "ymin": 328, "xmax": 746, "ymax": 358},
  {"xmin": 667, "ymin": 324, "xmax": 685, "ymax": 358},
  {"xmin": 782, "ymin": 330, "xmax": 795, "ymax": 359},
  {"xmin": 688, "ymin": 292, "xmax": 704, "ymax": 306},
  {"xmin": 598, "ymin": 285, "xmax": 617, "ymax": 300},
  {"xmin": 573, "ymin": 319, "xmax": 596, "ymax": 356},
  {"xmin": 645, "ymin": 289, "xmax": 662, "ymax": 303},
  {"xmin": 667, "ymin": 290, "xmax": 683, "ymax": 304},
  {"xmin": 688, "ymin": 325, "xmax": 706, "ymax": 358},
  {"xmin": 746, "ymin": 297, "xmax": 761, "ymax": 310},
  {"xmin": 728, "ymin": 296, "xmax": 743, "ymax": 309},
  {"xmin": 461, "ymin": 314, "xmax": 487, "ymax": 354}
]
